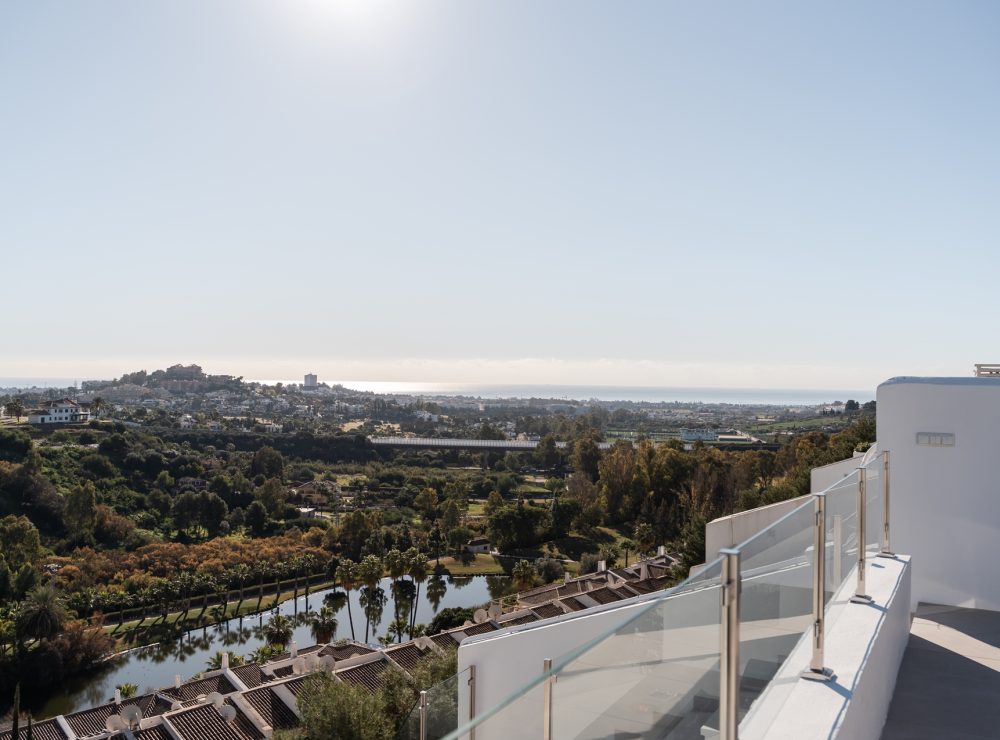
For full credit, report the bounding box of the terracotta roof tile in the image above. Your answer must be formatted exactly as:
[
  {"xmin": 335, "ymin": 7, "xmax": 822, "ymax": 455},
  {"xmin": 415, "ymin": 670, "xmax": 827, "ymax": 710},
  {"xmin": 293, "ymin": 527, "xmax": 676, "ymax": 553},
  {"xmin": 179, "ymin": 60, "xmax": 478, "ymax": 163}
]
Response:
[
  {"xmin": 162, "ymin": 674, "xmax": 237, "ymax": 702},
  {"xmin": 231, "ymin": 664, "xmax": 266, "ymax": 689},
  {"xmin": 430, "ymin": 632, "xmax": 458, "ymax": 649},
  {"xmin": 134, "ymin": 725, "xmax": 174, "ymax": 740},
  {"xmin": 165, "ymin": 703, "xmax": 261, "ymax": 740},
  {"xmin": 0, "ymin": 720, "xmax": 68, "ymax": 740},
  {"xmin": 530, "ymin": 603, "xmax": 564, "ymax": 619},
  {"xmin": 497, "ymin": 613, "xmax": 539, "ymax": 626},
  {"xmin": 242, "ymin": 688, "xmax": 298, "ymax": 730},
  {"xmin": 335, "ymin": 660, "xmax": 390, "ymax": 692},
  {"xmin": 459, "ymin": 621, "xmax": 497, "ymax": 636},
  {"xmin": 384, "ymin": 642, "xmax": 434, "ymax": 671},
  {"xmin": 318, "ymin": 642, "xmax": 376, "ymax": 661}
]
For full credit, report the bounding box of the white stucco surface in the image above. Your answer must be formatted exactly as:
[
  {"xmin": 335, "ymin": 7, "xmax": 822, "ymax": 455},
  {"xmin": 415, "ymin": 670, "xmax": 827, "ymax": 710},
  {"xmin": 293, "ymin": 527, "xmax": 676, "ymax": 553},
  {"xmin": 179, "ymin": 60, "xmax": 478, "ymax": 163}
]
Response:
[
  {"xmin": 740, "ymin": 555, "xmax": 911, "ymax": 740},
  {"xmin": 877, "ymin": 377, "xmax": 1000, "ymax": 610}
]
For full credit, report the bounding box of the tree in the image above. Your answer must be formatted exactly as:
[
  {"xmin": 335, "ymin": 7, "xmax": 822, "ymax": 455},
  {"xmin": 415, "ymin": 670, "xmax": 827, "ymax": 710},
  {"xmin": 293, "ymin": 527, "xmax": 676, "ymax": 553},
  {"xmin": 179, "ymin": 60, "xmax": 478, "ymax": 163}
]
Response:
[
  {"xmin": 570, "ymin": 431, "xmax": 602, "ymax": 482},
  {"xmin": 512, "ymin": 560, "xmax": 536, "ymax": 591},
  {"xmin": 16, "ymin": 584, "xmax": 70, "ymax": 642},
  {"xmin": 65, "ymin": 482, "xmax": 98, "ymax": 542},
  {"xmin": 90, "ymin": 396, "xmax": 105, "ymax": 418},
  {"xmin": 535, "ymin": 434, "xmax": 560, "ymax": 468},
  {"xmin": 0, "ymin": 516, "xmax": 42, "ymax": 571},
  {"xmin": 263, "ymin": 614, "xmax": 294, "ymax": 647},
  {"xmin": 357, "ymin": 554, "xmax": 384, "ymax": 642},
  {"xmin": 116, "ymin": 682, "xmax": 139, "ymax": 699},
  {"xmin": 406, "ymin": 548, "xmax": 429, "ymax": 633},
  {"xmin": 251, "ymin": 446, "xmax": 284, "ymax": 479},
  {"xmin": 5, "ymin": 399, "xmax": 24, "ymax": 421},
  {"xmin": 413, "ymin": 488, "xmax": 439, "ymax": 520},
  {"xmin": 634, "ymin": 522, "xmax": 656, "ymax": 555},
  {"xmin": 309, "ymin": 606, "xmax": 338, "ymax": 643},
  {"xmin": 336, "ymin": 559, "xmax": 358, "ymax": 641},
  {"xmin": 245, "ymin": 500, "xmax": 268, "ymax": 536},
  {"xmin": 256, "ymin": 478, "xmax": 287, "ymax": 519},
  {"xmin": 297, "ymin": 674, "xmax": 394, "ymax": 740},
  {"xmin": 845, "ymin": 399, "xmax": 860, "ymax": 412}
]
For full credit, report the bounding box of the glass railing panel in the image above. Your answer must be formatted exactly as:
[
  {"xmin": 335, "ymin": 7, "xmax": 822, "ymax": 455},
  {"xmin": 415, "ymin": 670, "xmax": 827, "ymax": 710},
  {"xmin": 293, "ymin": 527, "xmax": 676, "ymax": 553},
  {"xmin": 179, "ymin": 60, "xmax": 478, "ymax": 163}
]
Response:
[
  {"xmin": 443, "ymin": 558, "xmax": 725, "ymax": 740},
  {"xmin": 398, "ymin": 667, "xmax": 469, "ymax": 740},
  {"xmin": 823, "ymin": 472, "xmax": 859, "ymax": 605},
  {"xmin": 733, "ymin": 499, "xmax": 815, "ymax": 720},
  {"xmin": 549, "ymin": 559, "xmax": 724, "ymax": 739},
  {"xmin": 863, "ymin": 453, "xmax": 884, "ymax": 555}
]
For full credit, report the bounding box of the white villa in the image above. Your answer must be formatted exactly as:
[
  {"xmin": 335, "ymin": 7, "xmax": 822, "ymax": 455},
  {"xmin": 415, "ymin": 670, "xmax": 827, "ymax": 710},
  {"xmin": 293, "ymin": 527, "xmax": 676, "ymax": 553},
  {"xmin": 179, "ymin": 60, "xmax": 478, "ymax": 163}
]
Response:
[{"xmin": 27, "ymin": 399, "xmax": 91, "ymax": 425}]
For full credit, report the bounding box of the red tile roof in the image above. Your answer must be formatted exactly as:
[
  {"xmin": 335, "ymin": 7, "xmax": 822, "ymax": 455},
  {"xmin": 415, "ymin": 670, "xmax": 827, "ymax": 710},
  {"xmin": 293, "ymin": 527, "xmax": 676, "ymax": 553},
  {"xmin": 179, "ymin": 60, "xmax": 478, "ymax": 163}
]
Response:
[
  {"xmin": 0, "ymin": 720, "xmax": 68, "ymax": 740},
  {"xmin": 336, "ymin": 660, "xmax": 390, "ymax": 692},
  {"xmin": 162, "ymin": 674, "xmax": 237, "ymax": 702},
  {"xmin": 242, "ymin": 688, "xmax": 298, "ymax": 730},
  {"xmin": 165, "ymin": 703, "xmax": 261, "ymax": 740}
]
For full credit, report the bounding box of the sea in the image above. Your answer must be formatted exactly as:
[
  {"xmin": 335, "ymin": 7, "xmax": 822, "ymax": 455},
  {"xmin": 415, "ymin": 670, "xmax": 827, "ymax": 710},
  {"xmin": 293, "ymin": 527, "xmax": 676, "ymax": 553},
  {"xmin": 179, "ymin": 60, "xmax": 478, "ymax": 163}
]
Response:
[{"xmin": 0, "ymin": 378, "xmax": 873, "ymax": 406}]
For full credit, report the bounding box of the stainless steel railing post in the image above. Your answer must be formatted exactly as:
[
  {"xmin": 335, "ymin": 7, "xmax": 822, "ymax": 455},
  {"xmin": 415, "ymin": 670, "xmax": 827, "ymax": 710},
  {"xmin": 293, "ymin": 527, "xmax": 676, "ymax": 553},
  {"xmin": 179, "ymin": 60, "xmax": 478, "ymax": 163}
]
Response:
[
  {"xmin": 543, "ymin": 658, "xmax": 554, "ymax": 740},
  {"xmin": 419, "ymin": 690, "xmax": 428, "ymax": 740},
  {"xmin": 878, "ymin": 450, "xmax": 895, "ymax": 557},
  {"xmin": 802, "ymin": 492, "xmax": 834, "ymax": 681},
  {"xmin": 851, "ymin": 467, "xmax": 873, "ymax": 604},
  {"xmin": 719, "ymin": 548, "xmax": 741, "ymax": 740},
  {"xmin": 468, "ymin": 665, "xmax": 476, "ymax": 740}
]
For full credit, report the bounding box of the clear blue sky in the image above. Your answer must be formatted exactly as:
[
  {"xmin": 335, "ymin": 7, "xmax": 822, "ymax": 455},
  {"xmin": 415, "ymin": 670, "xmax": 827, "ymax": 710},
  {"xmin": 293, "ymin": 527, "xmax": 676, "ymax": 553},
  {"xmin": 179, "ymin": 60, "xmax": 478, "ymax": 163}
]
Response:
[{"xmin": 2, "ymin": 1, "xmax": 998, "ymax": 389}]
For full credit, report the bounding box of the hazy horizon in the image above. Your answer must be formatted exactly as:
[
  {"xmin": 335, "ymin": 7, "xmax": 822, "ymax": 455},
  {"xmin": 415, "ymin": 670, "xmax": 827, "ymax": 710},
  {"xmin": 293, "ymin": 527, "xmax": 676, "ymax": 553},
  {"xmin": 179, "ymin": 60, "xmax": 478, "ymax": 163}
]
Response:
[{"xmin": 3, "ymin": 2, "xmax": 998, "ymax": 388}]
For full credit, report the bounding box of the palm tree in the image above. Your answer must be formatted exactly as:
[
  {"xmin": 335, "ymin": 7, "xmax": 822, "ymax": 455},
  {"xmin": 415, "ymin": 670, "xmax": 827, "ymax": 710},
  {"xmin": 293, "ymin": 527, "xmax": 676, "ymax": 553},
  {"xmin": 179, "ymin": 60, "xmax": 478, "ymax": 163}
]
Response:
[
  {"xmin": 206, "ymin": 650, "xmax": 245, "ymax": 671},
  {"xmin": 406, "ymin": 548, "xmax": 429, "ymax": 633},
  {"xmin": 263, "ymin": 614, "xmax": 294, "ymax": 647},
  {"xmin": 385, "ymin": 616, "xmax": 408, "ymax": 645},
  {"xmin": 16, "ymin": 584, "xmax": 70, "ymax": 643},
  {"xmin": 512, "ymin": 560, "xmax": 536, "ymax": 592},
  {"xmin": 196, "ymin": 572, "xmax": 216, "ymax": 622},
  {"xmin": 308, "ymin": 606, "xmax": 338, "ymax": 644},
  {"xmin": 116, "ymin": 682, "xmax": 139, "ymax": 699},
  {"xmin": 426, "ymin": 576, "xmax": 447, "ymax": 614},
  {"xmin": 357, "ymin": 554, "xmax": 383, "ymax": 643},
  {"xmin": 231, "ymin": 564, "xmax": 251, "ymax": 620},
  {"xmin": 335, "ymin": 559, "xmax": 358, "ymax": 641}
]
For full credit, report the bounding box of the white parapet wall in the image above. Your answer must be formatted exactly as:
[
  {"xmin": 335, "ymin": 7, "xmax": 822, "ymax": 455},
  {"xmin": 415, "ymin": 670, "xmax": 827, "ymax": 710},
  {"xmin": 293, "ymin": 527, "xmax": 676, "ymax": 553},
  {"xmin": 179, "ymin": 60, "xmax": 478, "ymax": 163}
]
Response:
[
  {"xmin": 740, "ymin": 555, "xmax": 911, "ymax": 740},
  {"xmin": 877, "ymin": 376, "xmax": 1000, "ymax": 610},
  {"xmin": 704, "ymin": 495, "xmax": 809, "ymax": 562}
]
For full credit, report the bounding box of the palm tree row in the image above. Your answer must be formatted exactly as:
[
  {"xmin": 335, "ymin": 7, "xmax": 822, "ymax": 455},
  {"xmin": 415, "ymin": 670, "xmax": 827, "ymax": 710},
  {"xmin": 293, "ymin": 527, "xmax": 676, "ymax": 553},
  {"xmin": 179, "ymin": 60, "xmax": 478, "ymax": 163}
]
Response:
[
  {"xmin": 67, "ymin": 555, "xmax": 333, "ymax": 631},
  {"xmin": 333, "ymin": 547, "xmax": 429, "ymax": 644}
]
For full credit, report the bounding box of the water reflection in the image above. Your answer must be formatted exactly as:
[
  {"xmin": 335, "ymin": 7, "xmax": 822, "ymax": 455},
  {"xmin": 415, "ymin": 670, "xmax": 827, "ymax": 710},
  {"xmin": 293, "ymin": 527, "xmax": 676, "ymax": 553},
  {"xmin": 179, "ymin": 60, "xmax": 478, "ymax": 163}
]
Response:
[{"xmin": 32, "ymin": 574, "xmax": 502, "ymax": 718}]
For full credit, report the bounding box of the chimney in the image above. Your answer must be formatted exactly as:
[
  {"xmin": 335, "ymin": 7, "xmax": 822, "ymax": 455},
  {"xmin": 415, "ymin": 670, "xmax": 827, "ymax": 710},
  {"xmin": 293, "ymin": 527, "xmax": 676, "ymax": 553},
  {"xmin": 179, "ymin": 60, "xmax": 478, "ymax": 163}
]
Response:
[
  {"xmin": 597, "ymin": 559, "xmax": 607, "ymax": 573},
  {"xmin": 221, "ymin": 652, "xmax": 229, "ymax": 670},
  {"xmin": 114, "ymin": 688, "xmax": 122, "ymax": 705},
  {"xmin": 639, "ymin": 562, "xmax": 650, "ymax": 580},
  {"xmin": 657, "ymin": 545, "xmax": 666, "ymax": 557},
  {"xmin": 290, "ymin": 641, "xmax": 298, "ymax": 658},
  {"xmin": 175, "ymin": 674, "xmax": 182, "ymax": 689}
]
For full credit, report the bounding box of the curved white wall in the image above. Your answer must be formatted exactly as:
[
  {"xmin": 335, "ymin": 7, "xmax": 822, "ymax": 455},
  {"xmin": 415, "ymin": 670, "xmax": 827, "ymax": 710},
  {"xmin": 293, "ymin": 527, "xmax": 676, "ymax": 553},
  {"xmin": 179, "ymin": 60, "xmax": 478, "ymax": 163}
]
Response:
[{"xmin": 877, "ymin": 377, "xmax": 1000, "ymax": 610}]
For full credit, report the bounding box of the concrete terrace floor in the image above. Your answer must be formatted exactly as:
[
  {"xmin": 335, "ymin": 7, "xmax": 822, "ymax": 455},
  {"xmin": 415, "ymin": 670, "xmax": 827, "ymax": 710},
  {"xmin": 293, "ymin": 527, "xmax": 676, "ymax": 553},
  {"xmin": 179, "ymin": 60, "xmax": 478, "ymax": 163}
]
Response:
[{"xmin": 881, "ymin": 603, "xmax": 1000, "ymax": 740}]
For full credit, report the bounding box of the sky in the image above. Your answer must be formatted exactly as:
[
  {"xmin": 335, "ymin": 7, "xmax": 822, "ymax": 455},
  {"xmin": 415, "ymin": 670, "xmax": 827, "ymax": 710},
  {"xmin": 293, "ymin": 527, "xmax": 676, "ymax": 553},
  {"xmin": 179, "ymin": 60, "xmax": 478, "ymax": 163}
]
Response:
[{"xmin": 2, "ymin": 1, "xmax": 999, "ymax": 390}]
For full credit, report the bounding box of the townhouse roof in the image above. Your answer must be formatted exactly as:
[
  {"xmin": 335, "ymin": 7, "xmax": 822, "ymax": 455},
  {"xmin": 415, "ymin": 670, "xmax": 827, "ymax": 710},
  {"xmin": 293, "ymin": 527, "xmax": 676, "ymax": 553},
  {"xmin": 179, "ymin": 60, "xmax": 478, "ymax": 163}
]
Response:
[
  {"xmin": 0, "ymin": 719, "xmax": 68, "ymax": 740},
  {"xmin": 335, "ymin": 659, "xmax": 391, "ymax": 692},
  {"xmin": 241, "ymin": 687, "xmax": 298, "ymax": 730},
  {"xmin": 230, "ymin": 664, "xmax": 267, "ymax": 689},
  {"xmin": 63, "ymin": 693, "xmax": 172, "ymax": 737},
  {"xmin": 164, "ymin": 703, "xmax": 261, "ymax": 740},
  {"xmin": 162, "ymin": 674, "xmax": 237, "ymax": 702},
  {"xmin": 384, "ymin": 642, "xmax": 435, "ymax": 671}
]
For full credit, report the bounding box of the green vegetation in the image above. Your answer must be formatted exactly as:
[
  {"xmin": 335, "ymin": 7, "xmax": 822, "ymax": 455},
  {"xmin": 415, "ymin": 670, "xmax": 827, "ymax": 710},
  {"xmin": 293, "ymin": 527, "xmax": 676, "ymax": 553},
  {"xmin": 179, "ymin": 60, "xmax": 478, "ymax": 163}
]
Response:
[{"xmin": 0, "ymin": 382, "xmax": 875, "ymax": 712}]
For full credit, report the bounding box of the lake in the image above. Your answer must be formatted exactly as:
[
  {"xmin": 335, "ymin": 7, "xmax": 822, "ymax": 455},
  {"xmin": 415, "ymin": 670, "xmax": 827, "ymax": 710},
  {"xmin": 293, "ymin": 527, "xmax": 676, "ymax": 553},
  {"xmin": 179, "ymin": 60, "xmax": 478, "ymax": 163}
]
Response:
[{"xmin": 31, "ymin": 574, "xmax": 506, "ymax": 718}]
